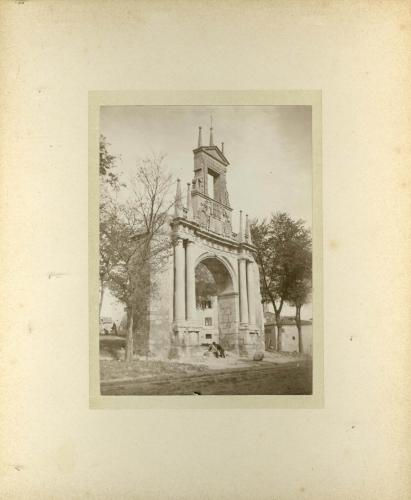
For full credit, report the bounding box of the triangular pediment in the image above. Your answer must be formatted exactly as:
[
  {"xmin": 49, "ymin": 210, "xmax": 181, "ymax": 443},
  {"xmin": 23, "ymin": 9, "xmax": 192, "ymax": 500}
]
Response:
[{"xmin": 193, "ymin": 146, "xmax": 229, "ymax": 166}]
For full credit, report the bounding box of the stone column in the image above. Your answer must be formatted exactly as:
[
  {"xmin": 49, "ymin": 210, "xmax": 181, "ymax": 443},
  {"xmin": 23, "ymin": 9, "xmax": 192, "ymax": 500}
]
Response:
[
  {"xmin": 239, "ymin": 258, "xmax": 249, "ymax": 324},
  {"xmin": 247, "ymin": 261, "xmax": 256, "ymax": 325},
  {"xmin": 174, "ymin": 238, "xmax": 185, "ymax": 322},
  {"xmin": 186, "ymin": 240, "xmax": 196, "ymax": 321}
]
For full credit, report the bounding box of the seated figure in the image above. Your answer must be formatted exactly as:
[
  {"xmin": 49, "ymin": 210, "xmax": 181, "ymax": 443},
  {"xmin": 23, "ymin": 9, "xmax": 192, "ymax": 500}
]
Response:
[{"xmin": 209, "ymin": 341, "xmax": 225, "ymax": 358}]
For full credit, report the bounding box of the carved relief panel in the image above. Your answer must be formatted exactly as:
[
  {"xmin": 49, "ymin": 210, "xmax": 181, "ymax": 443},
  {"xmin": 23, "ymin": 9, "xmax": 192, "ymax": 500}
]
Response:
[{"xmin": 196, "ymin": 199, "xmax": 233, "ymax": 238}]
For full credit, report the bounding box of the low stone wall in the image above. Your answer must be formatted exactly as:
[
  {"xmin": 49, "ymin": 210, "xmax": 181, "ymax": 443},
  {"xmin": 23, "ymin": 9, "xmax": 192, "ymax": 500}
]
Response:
[{"xmin": 99, "ymin": 335, "xmax": 125, "ymax": 360}]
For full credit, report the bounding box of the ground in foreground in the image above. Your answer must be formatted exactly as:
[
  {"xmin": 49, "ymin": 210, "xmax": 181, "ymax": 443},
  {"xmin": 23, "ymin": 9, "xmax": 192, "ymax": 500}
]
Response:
[{"xmin": 100, "ymin": 352, "xmax": 312, "ymax": 395}]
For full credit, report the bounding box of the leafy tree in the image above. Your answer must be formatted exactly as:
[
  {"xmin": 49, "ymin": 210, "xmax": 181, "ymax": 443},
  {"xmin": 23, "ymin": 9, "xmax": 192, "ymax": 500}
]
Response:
[
  {"xmin": 100, "ymin": 134, "xmax": 120, "ymax": 188},
  {"xmin": 286, "ymin": 241, "xmax": 312, "ymax": 353},
  {"xmin": 101, "ymin": 202, "xmax": 148, "ymax": 361},
  {"xmin": 99, "ymin": 135, "xmax": 121, "ymax": 316},
  {"xmin": 251, "ymin": 212, "xmax": 312, "ymax": 351},
  {"xmin": 288, "ymin": 278, "xmax": 311, "ymax": 353}
]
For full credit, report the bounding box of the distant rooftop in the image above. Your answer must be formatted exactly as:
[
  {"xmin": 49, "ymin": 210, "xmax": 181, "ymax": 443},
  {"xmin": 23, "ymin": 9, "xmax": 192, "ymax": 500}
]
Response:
[{"xmin": 264, "ymin": 312, "xmax": 312, "ymax": 326}]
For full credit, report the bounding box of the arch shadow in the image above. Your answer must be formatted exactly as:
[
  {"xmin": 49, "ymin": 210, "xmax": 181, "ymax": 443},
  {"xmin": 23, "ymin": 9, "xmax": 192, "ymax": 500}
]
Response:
[{"xmin": 194, "ymin": 252, "xmax": 238, "ymax": 294}]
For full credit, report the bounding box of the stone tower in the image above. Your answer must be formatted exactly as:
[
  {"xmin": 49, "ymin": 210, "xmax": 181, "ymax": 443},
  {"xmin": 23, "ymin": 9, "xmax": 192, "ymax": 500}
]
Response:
[{"xmin": 190, "ymin": 126, "xmax": 233, "ymax": 238}]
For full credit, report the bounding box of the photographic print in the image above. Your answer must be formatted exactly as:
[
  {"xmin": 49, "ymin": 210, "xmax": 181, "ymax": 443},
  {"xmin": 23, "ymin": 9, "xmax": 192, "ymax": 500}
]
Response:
[{"xmin": 97, "ymin": 104, "xmax": 314, "ymax": 396}]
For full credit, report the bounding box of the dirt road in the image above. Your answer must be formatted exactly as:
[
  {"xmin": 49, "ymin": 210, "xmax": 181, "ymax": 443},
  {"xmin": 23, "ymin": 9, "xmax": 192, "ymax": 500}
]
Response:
[{"xmin": 101, "ymin": 359, "xmax": 312, "ymax": 395}]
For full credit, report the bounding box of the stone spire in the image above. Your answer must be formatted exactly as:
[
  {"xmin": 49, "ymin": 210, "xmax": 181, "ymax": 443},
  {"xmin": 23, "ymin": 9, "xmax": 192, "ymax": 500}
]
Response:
[
  {"xmin": 245, "ymin": 214, "xmax": 251, "ymax": 242},
  {"xmin": 197, "ymin": 126, "xmax": 202, "ymax": 148},
  {"xmin": 221, "ymin": 142, "xmax": 224, "ymax": 154},
  {"xmin": 186, "ymin": 182, "xmax": 193, "ymax": 219},
  {"xmin": 174, "ymin": 178, "xmax": 183, "ymax": 217},
  {"xmin": 239, "ymin": 210, "xmax": 244, "ymax": 242},
  {"xmin": 209, "ymin": 115, "xmax": 214, "ymax": 146}
]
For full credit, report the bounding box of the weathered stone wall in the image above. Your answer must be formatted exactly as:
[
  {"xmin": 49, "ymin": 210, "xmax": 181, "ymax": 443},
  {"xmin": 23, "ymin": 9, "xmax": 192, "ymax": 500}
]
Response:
[
  {"xmin": 217, "ymin": 292, "xmax": 239, "ymax": 351},
  {"xmin": 196, "ymin": 296, "xmax": 219, "ymax": 344},
  {"xmin": 146, "ymin": 252, "xmax": 174, "ymax": 358},
  {"xmin": 132, "ymin": 261, "xmax": 151, "ymax": 356}
]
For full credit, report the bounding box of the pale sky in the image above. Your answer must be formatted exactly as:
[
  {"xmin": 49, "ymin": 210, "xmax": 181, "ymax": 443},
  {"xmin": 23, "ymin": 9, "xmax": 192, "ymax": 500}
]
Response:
[
  {"xmin": 100, "ymin": 105, "xmax": 312, "ymax": 228},
  {"xmin": 100, "ymin": 105, "xmax": 312, "ymax": 320}
]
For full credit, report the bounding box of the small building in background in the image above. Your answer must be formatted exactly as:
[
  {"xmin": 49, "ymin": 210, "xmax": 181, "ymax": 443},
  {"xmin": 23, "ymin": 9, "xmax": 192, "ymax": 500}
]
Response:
[
  {"xmin": 264, "ymin": 311, "xmax": 312, "ymax": 355},
  {"xmin": 99, "ymin": 316, "xmax": 114, "ymax": 335}
]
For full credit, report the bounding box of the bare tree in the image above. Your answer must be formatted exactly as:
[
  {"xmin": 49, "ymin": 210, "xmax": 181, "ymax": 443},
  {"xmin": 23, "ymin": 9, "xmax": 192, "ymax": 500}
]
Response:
[{"xmin": 102, "ymin": 155, "xmax": 175, "ymax": 361}]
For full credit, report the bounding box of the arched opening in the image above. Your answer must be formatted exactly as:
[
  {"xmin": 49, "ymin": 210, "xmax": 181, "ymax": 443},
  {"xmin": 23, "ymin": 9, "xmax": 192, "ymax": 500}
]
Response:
[{"xmin": 195, "ymin": 257, "xmax": 238, "ymax": 349}]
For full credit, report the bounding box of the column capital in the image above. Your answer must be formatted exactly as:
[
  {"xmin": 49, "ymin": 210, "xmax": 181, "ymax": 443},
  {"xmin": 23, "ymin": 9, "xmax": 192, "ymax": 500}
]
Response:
[
  {"xmin": 173, "ymin": 237, "xmax": 184, "ymax": 247},
  {"xmin": 238, "ymin": 254, "xmax": 253, "ymax": 263}
]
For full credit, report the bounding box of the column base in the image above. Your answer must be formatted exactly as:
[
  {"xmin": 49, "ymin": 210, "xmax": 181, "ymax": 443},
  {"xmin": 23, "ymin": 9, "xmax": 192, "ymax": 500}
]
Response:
[
  {"xmin": 169, "ymin": 323, "xmax": 264, "ymax": 360},
  {"xmin": 238, "ymin": 324, "xmax": 264, "ymax": 358},
  {"xmin": 169, "ymin": 323, "xmax": 202, "ymax": 359}
]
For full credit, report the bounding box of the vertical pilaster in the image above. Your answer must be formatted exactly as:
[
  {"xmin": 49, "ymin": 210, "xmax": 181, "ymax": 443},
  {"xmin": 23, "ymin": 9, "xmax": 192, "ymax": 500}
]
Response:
[
  {"xmin": 239, "ymin": 210, "xmax": 244, "ymax": 242},
  {"xmin": 186, "ymin": 183, "xmax": 193, "ymax": 220},
  {"xmin": 186, "ymin": 240, "xmax": 196, "ymax": 321},
  {"xmin": 247, "ymin": 261, "xmax": 256, "ymax": 325},
  {"xmin": 197, "ymin": 126, "xmax": 202, "ymax": 147},
  {"xmin": 174, "ymin": 238, "xmax": 185, "ymax": 322},
  {"xmin": 204, "ymin": 167, "xmax": 208, "ymax": 197},
  {"xmin": 239, "ymin": 258, "xmax": 249, "ymax": 324}
]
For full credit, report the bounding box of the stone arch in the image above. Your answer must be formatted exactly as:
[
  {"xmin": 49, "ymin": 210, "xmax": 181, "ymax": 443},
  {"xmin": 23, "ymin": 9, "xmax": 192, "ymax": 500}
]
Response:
[{"xmin": 194, "ymin": 252, "xmax": 239, "ymax": 350}]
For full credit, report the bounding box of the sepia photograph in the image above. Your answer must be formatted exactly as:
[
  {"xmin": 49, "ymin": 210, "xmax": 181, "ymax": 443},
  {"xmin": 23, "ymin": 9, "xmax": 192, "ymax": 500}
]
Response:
[{"xmin": 98, "ymin": 105, "xmax": 314, "ymax": 396}]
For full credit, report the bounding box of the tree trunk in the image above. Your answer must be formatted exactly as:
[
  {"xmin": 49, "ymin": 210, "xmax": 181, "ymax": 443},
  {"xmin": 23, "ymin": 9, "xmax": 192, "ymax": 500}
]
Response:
[
  {"xmin": 270, "ymin": 297, "xmax": 284, "ymax": 352},
  {"xmin": 125, "ymin": 305, "xmax": 134, "ymax": 363},
  {"xmin": 275, "ymin": 313, "xmax": 282, "ymax": 351},
  {"xmin": 295, "ymin": 305, "xmax": 303, "ymax": 353},
  {"xmin": 99, "ymin": 285, "xmax": 105, "ymax": 317}
]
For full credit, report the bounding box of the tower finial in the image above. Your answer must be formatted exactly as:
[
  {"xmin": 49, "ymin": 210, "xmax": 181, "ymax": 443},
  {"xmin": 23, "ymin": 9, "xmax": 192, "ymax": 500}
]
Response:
[
  {"xmin": 245, "ymin": 214, "xmax": 251, "ymax": 242},
  {"xmin": 197, "ymin": 126, "xmax": 202, "ymax": 148},
  {"xmin": 221, "ymin": 142, "xmax": 224, "ymax": 154},
  {"xmin": 209, "ymin": 114, "xmax": 214, "ymax": 146}
]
